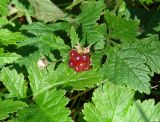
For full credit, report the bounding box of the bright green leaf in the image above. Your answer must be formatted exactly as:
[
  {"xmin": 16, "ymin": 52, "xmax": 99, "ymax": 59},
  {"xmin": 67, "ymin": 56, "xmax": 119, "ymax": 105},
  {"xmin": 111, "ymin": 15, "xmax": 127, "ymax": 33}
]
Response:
[
  {"xmin": 0, "ymin": 0, "xmax": 9, "ymax": 16},
  {"xmin": 83, "ymin": 83, "xmax": 135, "ymax": 122},
  {"xmin": 17, "ymin": 89, "xmax": 71, "ymax": 122},
  {"xmin": 123, "ymin": 100, "xmax": 160, "ymax": 122},
  {"xmin": 0, "ymin": 67, "xmax": 27, "ymax": 98},
  {"xmin": 0, "ymin": 100, "xmax": 28, "ymax": 120},
  {"xmin": 83, "ymin": 83, "xmax": 160, "ymax": 122},
  {"xmin": 70, "ymin": 26, "xmax": 79, "ymax": 48},
  {"xmin": 0, "ymin": 52, "xmax": 22, "ymax": 65},
  {"xmin": 0, "ymin": 29, "xmax": 26, "ymax": 46}
]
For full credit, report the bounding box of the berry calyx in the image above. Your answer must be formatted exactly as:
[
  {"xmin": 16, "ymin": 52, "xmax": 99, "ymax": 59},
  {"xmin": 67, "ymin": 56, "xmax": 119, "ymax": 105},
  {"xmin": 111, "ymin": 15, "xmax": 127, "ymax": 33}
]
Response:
[{"xmin": 68, "ymin": 43, "xmax": 91, "ymax": 72}]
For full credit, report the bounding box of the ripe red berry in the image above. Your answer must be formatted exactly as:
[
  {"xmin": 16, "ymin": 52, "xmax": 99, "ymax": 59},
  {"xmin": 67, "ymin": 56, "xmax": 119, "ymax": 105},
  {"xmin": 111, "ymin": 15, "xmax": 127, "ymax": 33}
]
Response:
[
  {"xmin": 68, "ymin": 44, "xmax": 91, "ymax": 72},
  {"xmin": 70, "ymin": 50, "xmax": 77, "ymax": 57},
  {"xmin": 68, "ymin": 60, "xmax": 75, "ymax": 68},
  {"xmin": 81, "ymin": 54, "xmax": 90, "ymax": 61}
]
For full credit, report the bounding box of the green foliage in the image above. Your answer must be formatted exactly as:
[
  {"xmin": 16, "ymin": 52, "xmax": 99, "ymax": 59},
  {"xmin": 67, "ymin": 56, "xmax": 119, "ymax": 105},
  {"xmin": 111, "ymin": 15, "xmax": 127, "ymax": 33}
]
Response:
[
  {"xmin": 17, "ymin": 89, "xmax": 71, "ymax": 122},
  {"xmin": 28, "ymin": 0, "xmax": 65, "ymax": 22},
  {"xmin": 0, "ymin": 0, "xmax": 160, "ymax": 121},
  {"xmin": 0, "ymin": 29, "xmax": 26, "ymax": 46},
  {"xmin": 20, "ymin": 22, "xmax": 71, "ymax": 36},
  {"xmin": 83, "ymin": 83, "xmax": 160, "ymax": 122},
  {"xmin": 77, "ymin": 1, "xmax": 106, "ymax": 47},
  {"xmin": 0, "ymin": 52, "xmax": 21, "ymax": 66},
  {"xmin": 0, "ymin": 0, "xmax": 9, "ymax": 16},
  {"xmin": 0, "ymin": 99, "xmax": 28, "ymax": 120},
  {"xmin": 0, "ymin": 67, "xmax": 27, "ymax": 98},
  {"xmin": 105, "ymin": 11, "xmax": 139, "ymax": 42}
]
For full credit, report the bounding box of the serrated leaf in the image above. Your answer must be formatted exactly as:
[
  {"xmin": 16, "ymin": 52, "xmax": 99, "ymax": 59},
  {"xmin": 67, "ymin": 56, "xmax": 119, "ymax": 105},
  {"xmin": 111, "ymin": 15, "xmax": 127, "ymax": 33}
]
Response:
[
  {"xmin": 0, "ymin": 52, "xmax": 22, "ymax": 65},
  {"xmin": 28, "ymin": 63, "xmax": 51, "ymax": 96},
  {"xmin": 0, "ymin": 0, "xmax": 9, "ymax": 16},
  {"xmin": 105, "ymin": 11, "xmax": 139, "ymax": 42},
  {"xmin": 17, "ymin": 34, "xmax": 69, "ymax": 50},
  {"xmin": 20, "ymin": 22, "xmax": 71, "ymax": 36},
  {"xmin": 0, "ymin": 67, "xmax": 27, "ymax": 98},
  {"xmin": 64, "ymin": 70, "xmax": 101, "ymax": 90},
  {"xmin": 0, "ymin": 29, "xmax": 26, "ymax": 46},
  {"xmin": 83, "ymin": 83, "xmax": 135, "ymax": 122},
  {"xmin": 70, "ymin": 26, "xmax": 79, "ymax": 48},
  {"xmin": 138, "ymin": 35, "xmax": 160, "ymax": 74},
  {"xmin": 0, "ymin": 17, "xmax": 9, "ymax": 28},
  {"xmin": 77, "ymin": 1, "xmax": 105, "ymax": 45},
  {"xmin": 17, "ymin": 89, "xmax": 71, "ymax": 122},
  {"xmin": 28, "ymin": 0, "xmax": 65, "ymax": 23},
  {"xmin": 0, "ymin": 100, "xmax": 28, "ymax": 120},
  {"xmin": 101, "ymin": 44, "xmax": 151, "ymax": 94},
  {"xmin": 123, "ymin": 99, "xmax": 160, "ymax": 122},
  {"xmin": 83, "ymin": 83, "xmax": 160, "ymax": 122}
]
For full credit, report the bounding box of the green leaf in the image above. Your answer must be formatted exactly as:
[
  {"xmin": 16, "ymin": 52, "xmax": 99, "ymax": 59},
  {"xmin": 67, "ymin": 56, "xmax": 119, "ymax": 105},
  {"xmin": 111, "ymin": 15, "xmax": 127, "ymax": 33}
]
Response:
[
  {"xmin": 0, "ymin": 29, "xmax": 26, "ymax": 46},
  {"xmin": 0, "ymin": 17, "xmax": 9, "ymax": 28},
  {"xmin": 0, "ymin": 67, "xmax": 27, "ymax": 98},
  {"xmin": 77, "ymin": 1, "xmax": 105, "ymax": 45},
  {"xmin": 28, "ymin": 0, "xmax": 66, "ymax": 22},
  {"xmin": 105, "ymin": 11, "xmax": 139, "ymax": 42},
  {"xmin": 123, "ymin": 99, "xmax": 160, "ymax": 122},
  {"xmin": 100, "ymin": 44, "xmax": 151, "ymax": 94},
  {"xmin": 83, "ymin": 83, "xmax": 135, "ymax": 122},
  {"xmin": 138, "ymin": 35, "xmax": 160, "ymax": 74},
  {"xmin": 83, "ymin": 83, "xmax": 160, "ymax": 122},
  {"xmin": 20, "ymin": 22, "xmax": 71, "ymax": 36},
  {"xmin": 0, "ymin": 100, "xmax": 28, "ymax": 120},
  {"xmin": 70, "ymin": 26, "xmax": 79, "ymax": 48},
  {"xmin": 0, "ymin": 0, "xmax": 9, "ymax": 16},
  {"xmin": 0, "ymin": 52, "xmax": 22, "ymax": 66},
  {"xmin": 28, "ymin": 63, "xmax": 51, "ymax": 96},
  {"xmin": 17, "ymin": 34, "xmax": 69, "ymax": 50},
  {"xmin": 64, "ymin": 70, "xmax": 102, "ymax": 90},
  {"xmin": 17, "ymin": 89, "xmax": 71, "ymax": 122}
]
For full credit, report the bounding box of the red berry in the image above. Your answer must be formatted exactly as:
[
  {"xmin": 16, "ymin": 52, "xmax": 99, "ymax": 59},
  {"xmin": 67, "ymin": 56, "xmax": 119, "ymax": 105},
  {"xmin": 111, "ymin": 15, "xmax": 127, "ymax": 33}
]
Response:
[
  {"xmin": 70, "ymin": 50, "xmax": 78, "ymax": 60},
  {"xmin": 68, "ymin": 60, "xmax": 75, "ymax": 68},
  {"xmin": 81, "ymin": 54, "xmax": 90, "ymax": 61},
  {"xmin": 68, "ymin": 45, "xmax": 91, "ymax": 72}
]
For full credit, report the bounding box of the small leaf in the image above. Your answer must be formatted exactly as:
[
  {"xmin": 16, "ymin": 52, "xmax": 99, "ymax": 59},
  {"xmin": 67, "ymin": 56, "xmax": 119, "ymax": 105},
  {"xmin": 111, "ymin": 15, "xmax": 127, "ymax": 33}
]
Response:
[
  {"xmin": 105, "ymin": 11, "xmax": 139, "ymax": 42},
  {"xmin": 20, "ymin": 22, "xmax": 71, "ymax": 36},
  {"xmin": 137, "ymin": 35, "xmax": 160, "ymax": 74},
  {"xmin": 77, "ymin": 1, "xmax": 105, "ymax": 45},
  {"xmin": 64, "ymin": 70, "xmax": 102, "ymax": 90},
  {"xmin": 0, "ymin": 52, "xmax": 22, "ymax": 65},
  {"xmin": 0, "ymin": 100, "xmax": 28, "ymax": 120},
  {"xmin": 0, "ymin": 67, "xmax": 27, "ymax": 98},
  {"xmin": 70, "ymin": 26, "xmax": 79, "ymax": 48},
  {"xmin": 0, "ymin": 0, "xmax": 9, "ymax": 16},
  {"xmin": 17, "ymin": 89, "xmax": 71, "ymax": 122},
  {"xmin": 28, "ymin": 0, "xmax": 66, "ymax": 22},
  {"xmin": 0, "ymin": 29, "xmax": 26, "ymax": 46}
]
